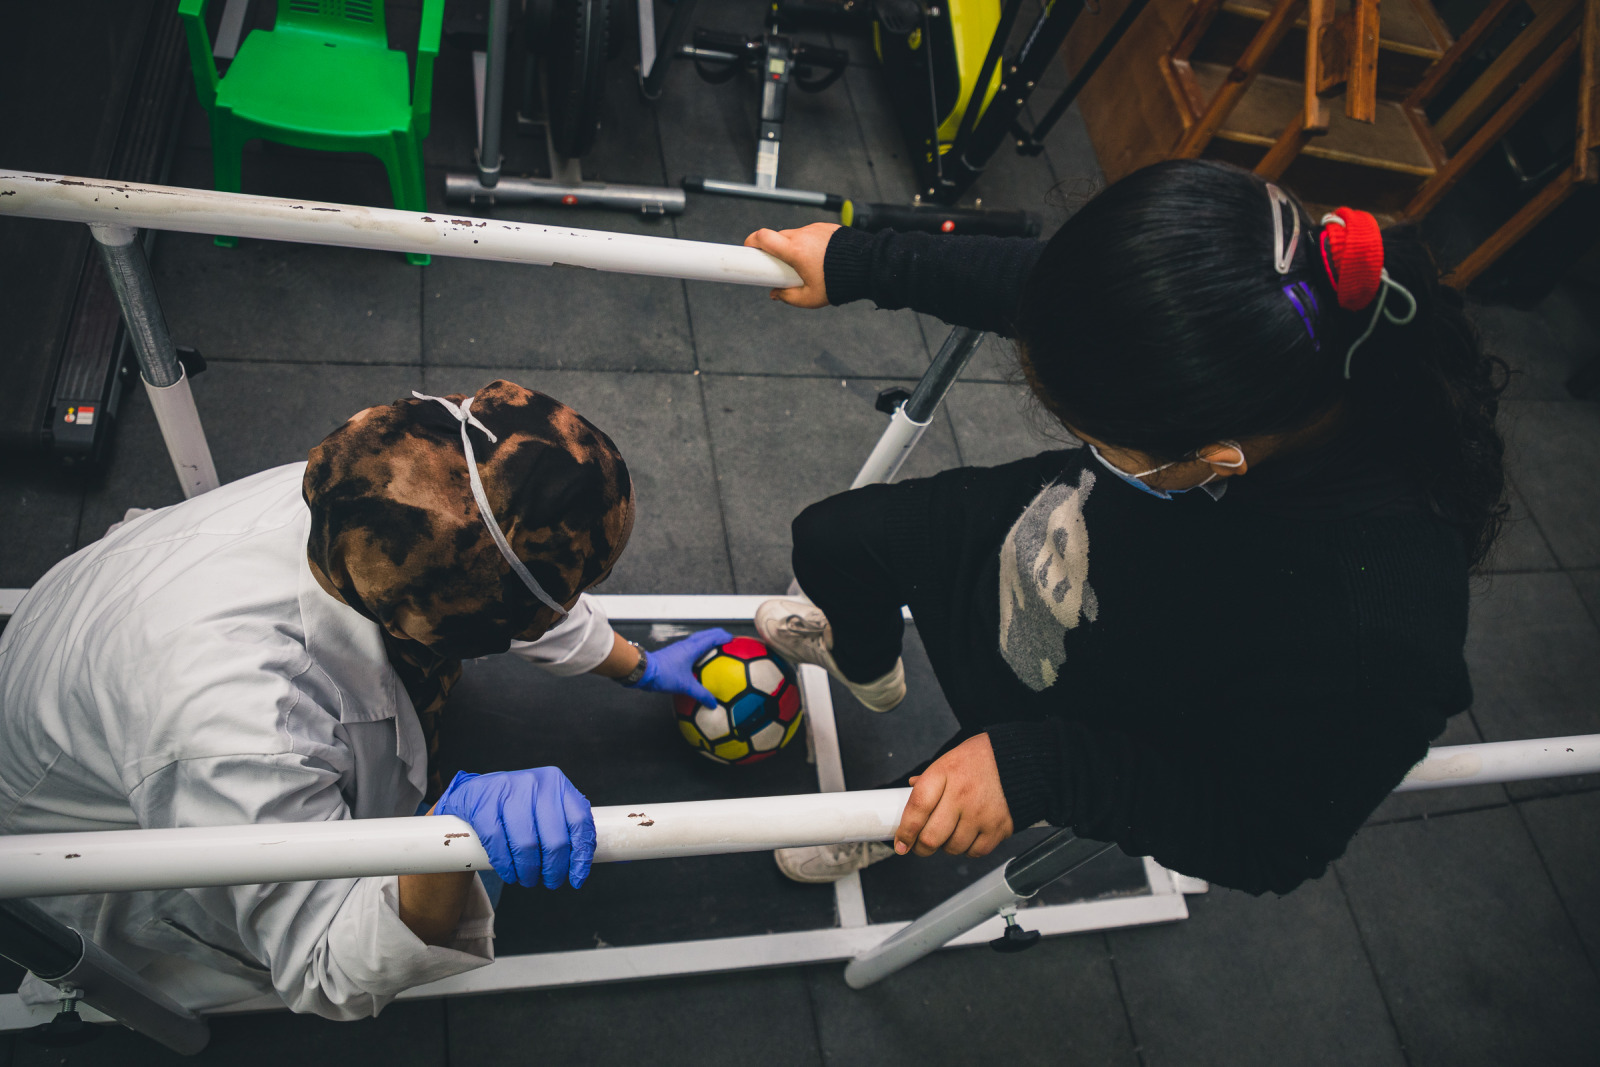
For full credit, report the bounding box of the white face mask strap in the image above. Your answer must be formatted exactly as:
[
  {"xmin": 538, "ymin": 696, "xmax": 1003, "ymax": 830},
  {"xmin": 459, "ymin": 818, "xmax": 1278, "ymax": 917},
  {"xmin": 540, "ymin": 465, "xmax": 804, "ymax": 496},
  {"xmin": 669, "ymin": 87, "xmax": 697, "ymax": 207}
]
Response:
[
  {"xmin": 411, "ymin": 391, "xmax": 569, "ymax": 617},
  {"xmin": 1341, "ymin": 270, "xmax": 1418, "ymax": 380},
  {"xmin": 1268, "ymin": 184, "xmax": 1300, "ymax": 275},
  {"xmin": 1192, "ymin": 440, "xmax": 1246, "ymax": 487}
]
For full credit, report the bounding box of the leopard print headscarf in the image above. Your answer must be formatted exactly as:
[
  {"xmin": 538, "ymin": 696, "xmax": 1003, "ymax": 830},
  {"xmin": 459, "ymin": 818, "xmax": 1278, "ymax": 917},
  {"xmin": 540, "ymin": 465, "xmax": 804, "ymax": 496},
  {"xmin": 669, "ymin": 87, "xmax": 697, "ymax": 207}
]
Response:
[{"xmin": 303, "ymin": 380, "xmax": 634, "ymax": 797}]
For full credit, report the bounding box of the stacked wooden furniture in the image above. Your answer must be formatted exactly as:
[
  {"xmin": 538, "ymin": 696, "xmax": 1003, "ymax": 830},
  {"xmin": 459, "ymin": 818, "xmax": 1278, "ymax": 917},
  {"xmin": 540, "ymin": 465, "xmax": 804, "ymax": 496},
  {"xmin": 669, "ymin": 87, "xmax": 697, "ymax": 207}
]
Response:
[{"xmin": 1063, "ymin": 0, "xmax": 1600, "ymax": 285}]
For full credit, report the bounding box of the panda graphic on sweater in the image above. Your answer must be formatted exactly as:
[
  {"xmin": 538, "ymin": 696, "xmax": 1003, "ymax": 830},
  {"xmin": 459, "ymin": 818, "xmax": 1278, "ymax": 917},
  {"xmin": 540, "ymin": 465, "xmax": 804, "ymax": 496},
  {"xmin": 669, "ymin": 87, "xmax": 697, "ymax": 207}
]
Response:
[{"xmin": 997, "ymin": 468, "xmax": 1098, "ymax": 691}]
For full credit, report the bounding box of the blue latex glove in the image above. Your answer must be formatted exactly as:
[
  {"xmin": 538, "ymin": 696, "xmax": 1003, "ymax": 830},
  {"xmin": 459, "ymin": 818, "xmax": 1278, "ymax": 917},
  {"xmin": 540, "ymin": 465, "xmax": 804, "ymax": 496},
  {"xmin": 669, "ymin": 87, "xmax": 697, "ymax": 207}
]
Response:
[
  {"xmin": 627, "ymin": 627, "xmax": 734, "ymax": 708},
  {"xmin": 433, "ymin": 768, "xmax": 596, "ymax": 890}
]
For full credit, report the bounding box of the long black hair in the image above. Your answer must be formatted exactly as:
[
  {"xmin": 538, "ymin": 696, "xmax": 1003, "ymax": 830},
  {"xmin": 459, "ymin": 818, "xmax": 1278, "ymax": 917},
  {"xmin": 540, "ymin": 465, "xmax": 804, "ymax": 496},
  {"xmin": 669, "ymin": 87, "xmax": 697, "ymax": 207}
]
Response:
[{"xmin": 1014, "ymin": 159, "xmax": 1507, "ymax": 567}]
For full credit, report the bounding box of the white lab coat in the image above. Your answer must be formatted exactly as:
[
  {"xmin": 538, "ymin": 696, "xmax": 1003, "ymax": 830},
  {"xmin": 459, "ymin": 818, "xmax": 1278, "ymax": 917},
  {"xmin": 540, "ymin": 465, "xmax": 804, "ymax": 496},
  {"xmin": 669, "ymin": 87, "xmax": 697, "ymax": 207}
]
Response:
[{"xmin": 0, "ymin": 463, "xmax": 618, "ymax": 1019}]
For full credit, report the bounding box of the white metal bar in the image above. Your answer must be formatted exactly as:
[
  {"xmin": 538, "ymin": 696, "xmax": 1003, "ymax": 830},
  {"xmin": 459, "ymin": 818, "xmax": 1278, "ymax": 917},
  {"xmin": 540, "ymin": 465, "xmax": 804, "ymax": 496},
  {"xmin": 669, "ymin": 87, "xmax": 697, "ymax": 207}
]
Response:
[
  {"xmin": 590, "ymin": 594, "xmax": 914, "ymax": 622},
  {"xmin": 0, "ymin": 171, "xmax": 802, "ymax": 288},
  {"xmin": 849, "ymin": 406, "xmax": 931, "ymax": 489},
  {"xmin": 143, "ymin": 372, "xmax": 220, "ymax": 498},
  {"xmin": 844, "ymin": 863, "xmax": 1021, "ymax": 988},
  {"xmin": 0, "ymin": 792, "xmax": 912, "ymax": 899},
  {"xmin": 797, "ymin": 662, "xmax": 874, "ymax": 928},
  {"xmin": 0, "ymin": 886, "xmax": 1188, "ymax": 1027},
  {"xmin": 1393, "ymin": 735, "xmax": 1600, "ymax": 791}
]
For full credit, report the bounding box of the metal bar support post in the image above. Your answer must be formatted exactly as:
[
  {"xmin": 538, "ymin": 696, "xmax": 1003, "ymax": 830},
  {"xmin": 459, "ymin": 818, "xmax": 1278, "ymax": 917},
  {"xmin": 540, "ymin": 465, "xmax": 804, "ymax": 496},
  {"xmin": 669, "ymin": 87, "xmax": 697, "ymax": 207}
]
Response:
[
  {"xmin": 844, "ymin": 830, "xmax": 1114, "ymax": 988},
  {"xmin": 477, "ymin": 0, "xmax": 510, "ymax": 187},
  {"xmin": 850, "ymin": 327, "xmax": 986, "ymax": 488},
  {"xmin": 90, "ymin": 223, "xmax": 219, "ymax": 498},
  {"xmin": 0, "ymin": 899, "xmax": 209, "ymax": 1054}
]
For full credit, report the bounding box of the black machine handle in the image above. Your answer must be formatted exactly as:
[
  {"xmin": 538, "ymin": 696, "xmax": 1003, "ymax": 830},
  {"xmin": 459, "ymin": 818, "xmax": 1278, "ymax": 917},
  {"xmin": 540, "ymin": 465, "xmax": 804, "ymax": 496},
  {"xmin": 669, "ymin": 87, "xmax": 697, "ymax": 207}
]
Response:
[
  {"xmin": 790, "ymin": 40, "xmax": 850, "ymax": 92},
  {"xmin": 842, "ymin": 200, "xmax": 1042, "ymax": 238}
]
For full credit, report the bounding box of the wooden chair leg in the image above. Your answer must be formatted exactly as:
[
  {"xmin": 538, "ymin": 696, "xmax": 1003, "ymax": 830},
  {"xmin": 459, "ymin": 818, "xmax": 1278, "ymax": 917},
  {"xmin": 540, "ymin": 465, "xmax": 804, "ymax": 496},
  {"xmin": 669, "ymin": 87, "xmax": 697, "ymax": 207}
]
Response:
[
  {"xmin": 1406, "ymin": 34, "xmax": 1580, "ymax": 220},
  {"xmin": 1173, "ymin": 0, "xmax": 1305, "ymax": 157},
  {"xmin": 1441, "ymin": 166, "xmax": 1578, "ymax": 288},
  {"xmin": 1256, "ymin": 109, "xmax": 1318, "ymax": 179}
]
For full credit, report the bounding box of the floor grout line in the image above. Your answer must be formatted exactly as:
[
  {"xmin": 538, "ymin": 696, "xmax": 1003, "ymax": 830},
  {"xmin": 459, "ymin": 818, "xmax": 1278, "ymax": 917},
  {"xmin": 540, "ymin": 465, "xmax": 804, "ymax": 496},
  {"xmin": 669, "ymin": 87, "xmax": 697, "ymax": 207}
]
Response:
[
  {"xmin": 1100, "ymin": 931, "xmax": 1148, "ymax": 1067},
  {"xmin": 1330, "ymin": 863, "xmax": 1414, "ymax": 1067},
  {"xmin": 1508, "ymin": 796, "xmax": 1600, "ymax": 988}
]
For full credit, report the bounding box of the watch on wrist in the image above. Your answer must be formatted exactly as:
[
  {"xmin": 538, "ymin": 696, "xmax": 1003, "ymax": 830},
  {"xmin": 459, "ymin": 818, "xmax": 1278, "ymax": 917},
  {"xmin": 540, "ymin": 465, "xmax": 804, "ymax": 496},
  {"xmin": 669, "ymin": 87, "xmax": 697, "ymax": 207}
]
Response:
[{"xmin": 618, "ymin": 641, "xmax": 649, "ymax": 687}]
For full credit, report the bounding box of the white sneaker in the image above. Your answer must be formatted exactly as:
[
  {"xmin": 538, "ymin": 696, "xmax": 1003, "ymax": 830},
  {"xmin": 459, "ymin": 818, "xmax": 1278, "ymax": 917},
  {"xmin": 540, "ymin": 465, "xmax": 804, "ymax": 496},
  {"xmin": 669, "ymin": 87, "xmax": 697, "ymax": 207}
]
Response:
[
  {"xmin": 755, "ymin": 598, "xmax": 906, "ymax": 712},
  {"xmin": 775, "ymin": 841, "xmax": 897, "ymax": 884}
]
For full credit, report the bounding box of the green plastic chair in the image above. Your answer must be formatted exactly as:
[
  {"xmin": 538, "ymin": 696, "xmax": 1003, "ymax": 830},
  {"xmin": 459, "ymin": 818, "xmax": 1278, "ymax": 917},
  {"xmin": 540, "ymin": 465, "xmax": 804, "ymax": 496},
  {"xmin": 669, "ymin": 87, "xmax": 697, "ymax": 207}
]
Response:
[{"xmin": 178, "ymin": 0, "xmax": 444, "ymax": 266}]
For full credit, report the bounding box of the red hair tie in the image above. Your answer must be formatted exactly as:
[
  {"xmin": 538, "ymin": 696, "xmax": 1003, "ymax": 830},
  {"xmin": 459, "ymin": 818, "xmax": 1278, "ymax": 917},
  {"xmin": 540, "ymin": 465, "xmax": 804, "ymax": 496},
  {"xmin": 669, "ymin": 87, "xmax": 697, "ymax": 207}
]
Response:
[
  {"xmin": 1319, "ymin": 208, "xmax": 1384, "ymax": 310},
  {"xmin": 1312, "ymin": 209, "xmax": 1418, "ymax": 378}
]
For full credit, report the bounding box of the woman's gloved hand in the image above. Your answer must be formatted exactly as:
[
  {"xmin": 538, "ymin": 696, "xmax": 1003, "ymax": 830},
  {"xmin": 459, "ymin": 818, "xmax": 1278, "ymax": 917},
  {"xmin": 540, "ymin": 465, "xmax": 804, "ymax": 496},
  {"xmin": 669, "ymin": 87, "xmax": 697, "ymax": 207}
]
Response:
[
  {"xmin": 432, "ymin": 768, "xmax": 596, "ymax": 889},
  {"xmin": 627, "ymin": 627, "xmax": 733, "ymax": 708}
]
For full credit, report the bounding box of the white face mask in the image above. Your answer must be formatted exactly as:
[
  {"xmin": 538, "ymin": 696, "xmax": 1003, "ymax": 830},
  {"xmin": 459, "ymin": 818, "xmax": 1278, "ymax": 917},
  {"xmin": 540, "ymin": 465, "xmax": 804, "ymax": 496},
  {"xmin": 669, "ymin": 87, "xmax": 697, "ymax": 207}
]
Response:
[{"xmin": 1087, "ymin": 442, "xmax": 1245, "ymax": 502}]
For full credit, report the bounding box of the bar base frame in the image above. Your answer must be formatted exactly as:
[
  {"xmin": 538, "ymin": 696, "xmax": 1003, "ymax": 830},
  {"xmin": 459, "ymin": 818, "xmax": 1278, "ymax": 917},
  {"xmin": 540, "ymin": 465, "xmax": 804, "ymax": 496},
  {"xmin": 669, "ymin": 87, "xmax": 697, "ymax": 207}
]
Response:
[{"xmin": 0, "ymin": 595, "xmax": 1188, "ymax": 1028}]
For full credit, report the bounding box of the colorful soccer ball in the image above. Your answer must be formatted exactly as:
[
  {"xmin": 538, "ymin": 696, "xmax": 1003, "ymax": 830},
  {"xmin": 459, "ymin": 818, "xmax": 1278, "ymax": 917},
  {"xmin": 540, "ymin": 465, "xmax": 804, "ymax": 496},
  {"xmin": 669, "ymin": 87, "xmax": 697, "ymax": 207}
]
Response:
[{"xmin": 673, "ymin": 636, "xmax": 804, "ymax": 764}]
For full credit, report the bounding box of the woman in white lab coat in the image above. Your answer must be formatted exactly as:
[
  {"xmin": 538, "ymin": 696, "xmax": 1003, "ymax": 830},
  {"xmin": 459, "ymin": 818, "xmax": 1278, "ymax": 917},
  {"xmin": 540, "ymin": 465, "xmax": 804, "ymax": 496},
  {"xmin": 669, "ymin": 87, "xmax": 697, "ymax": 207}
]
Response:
[{"xmin": 0, "ymin": 380, "xmax": 727, "ymax": 1019}]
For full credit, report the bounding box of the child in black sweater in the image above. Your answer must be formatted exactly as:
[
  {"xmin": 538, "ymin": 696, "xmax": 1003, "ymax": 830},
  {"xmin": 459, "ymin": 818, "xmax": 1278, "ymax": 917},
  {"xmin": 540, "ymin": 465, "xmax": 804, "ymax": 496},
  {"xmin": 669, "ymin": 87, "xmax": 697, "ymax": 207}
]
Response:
[{"xmin": 745, "ymin": 161, "xmax": 1506, "ymax": 896}]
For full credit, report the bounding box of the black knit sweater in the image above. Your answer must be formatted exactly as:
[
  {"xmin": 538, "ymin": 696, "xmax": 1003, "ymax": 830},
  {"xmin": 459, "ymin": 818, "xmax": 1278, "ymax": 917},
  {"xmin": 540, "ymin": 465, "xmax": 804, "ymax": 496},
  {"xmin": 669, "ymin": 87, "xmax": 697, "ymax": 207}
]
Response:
[{"xmin": 822, "ymin": 226, "xmax": 1472, "ymax": 895}]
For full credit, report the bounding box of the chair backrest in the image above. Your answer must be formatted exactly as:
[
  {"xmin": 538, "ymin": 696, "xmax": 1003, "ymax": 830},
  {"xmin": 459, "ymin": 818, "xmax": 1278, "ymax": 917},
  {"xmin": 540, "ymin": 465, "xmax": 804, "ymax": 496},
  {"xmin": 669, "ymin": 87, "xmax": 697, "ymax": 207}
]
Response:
[{"xmin": 276, "ymin": 0, "xmax": 389, "ymax": 46}]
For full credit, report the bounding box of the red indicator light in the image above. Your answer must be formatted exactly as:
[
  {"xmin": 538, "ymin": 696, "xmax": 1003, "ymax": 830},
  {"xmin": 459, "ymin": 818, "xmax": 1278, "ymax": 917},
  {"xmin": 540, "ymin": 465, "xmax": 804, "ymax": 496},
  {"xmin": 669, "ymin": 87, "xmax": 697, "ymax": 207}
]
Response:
[
  {"xmin": 940, "ymin": 219, "xmax": 955, "ymax": 232},
  {"xmin": 561, "ymin": 194, "xmax": 578, "ymax": 205}
]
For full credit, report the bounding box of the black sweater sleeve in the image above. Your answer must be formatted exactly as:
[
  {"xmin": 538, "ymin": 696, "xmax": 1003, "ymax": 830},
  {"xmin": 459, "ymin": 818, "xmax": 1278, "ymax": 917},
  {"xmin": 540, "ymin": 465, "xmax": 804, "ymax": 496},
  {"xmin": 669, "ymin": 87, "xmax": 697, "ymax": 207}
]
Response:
[
  {"xmin": 822, "ymin": 226, "xmax": 1044, "ymax": 337},
  {"xmin": 987, "ymin": 682, "xmax": 1445, "ymax": 896}
]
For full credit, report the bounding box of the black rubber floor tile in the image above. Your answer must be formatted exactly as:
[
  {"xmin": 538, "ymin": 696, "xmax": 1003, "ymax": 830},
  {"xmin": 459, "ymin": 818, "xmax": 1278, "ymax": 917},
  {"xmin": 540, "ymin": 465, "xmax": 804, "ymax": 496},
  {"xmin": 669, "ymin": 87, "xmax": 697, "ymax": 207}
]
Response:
[
  {"xmin": 155, "ymin": 153, "xmax": 424, "ymax": 366},
  {"xmin": 675, "ymin": 200, "xmax": 931, "ymax": 377},
  {"xmin": 439, "ymin": 637, "xmax": 835, "ymax": 953},
  {"xmin": 75, "ymin": 362, "xmax": 422, "ymax": 543},
  {"xmin": 930, "ymin": 313, "xmax": 1024, "ymax": 383},
  {"xmin": 805, "ymin": 933, "xmax": 1138, "ymax": 1067},
  {"xmin": 1519, "ymin": 790, "xmax": 1600, "ymax": 970},
  {"xmin": 1036, "ymin": 101, "xmax": 1105, "ymax": 217},
  {"xmin": 10, "ymin": 998, "xmax": 447, "ymax": 1067},
  {"xmin": 420, "ymin": 209, "xmax": 695, "ymax": 372},
  {"xmin": 942, "ymin": 381, "xmax": 1062, "ymax": 469},
  {"xmin": 1488, "ymin": 480, "xmax": 1560, "ymax": 572},
  {"xmin": 1363, "ymin": 709, "xmax": 1501, "ymax": 823},
  {"xmin": 831, "ymin": 627, "xmax": 961, "ymax": 791},
  {"xmin": 1337, "ymin": 806, "xmax": 1600, "ymax": 1067},
  {"xmin": 421, "ymin": 366, "xmax": 733, "ymax": 593},
  {"xmin": 1572, "ymin": 568, "xmax": 1600, "ymax": 624},
  {"xmin": 1500, "ymin": 399, "xmax": 1600, "ymax": 569},
  {"xmin": 1460, "ymin": 571, "xmax": 1600, "ymax": 799},
  {"xmin": 1471, "ymin": 292, "xmax": 1599, "ymax": 403},
  {"xmin": 446, "ymin": 970, "xmax": 824, "ymax": 1067},
  {"xmin": 701, "ymin": 374, "xmax": 962, "ymax": 593},
  {"xmin": 0, "ymin": 468, "xmax": 85, "ymax": 588},
  {"xmin": 1108, "ymin": 878, "xmax": 1405, "ymax": 1067},
  {"xmin": 841, "ymin": 64, "xmax": 917, "ymax": 203}
]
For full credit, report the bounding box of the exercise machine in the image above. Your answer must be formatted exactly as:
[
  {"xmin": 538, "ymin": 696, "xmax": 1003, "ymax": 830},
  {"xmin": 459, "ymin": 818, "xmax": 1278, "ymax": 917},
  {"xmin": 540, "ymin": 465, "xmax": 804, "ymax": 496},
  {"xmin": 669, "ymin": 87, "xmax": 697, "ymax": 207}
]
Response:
[
  {"xmin": 0, "ymin": 0, "xmax": 192, "ymax": 470},
  {"xmin": 870, "ymin": 0, "xmax": 1154, "ymax": 204},
  {"xmin": 444, "ymin": 0, "xmax": 686, "ymax": 214},
  {"xmin": 638, "ymin": 0, "xmax": 1042, "ymax": 235}
]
